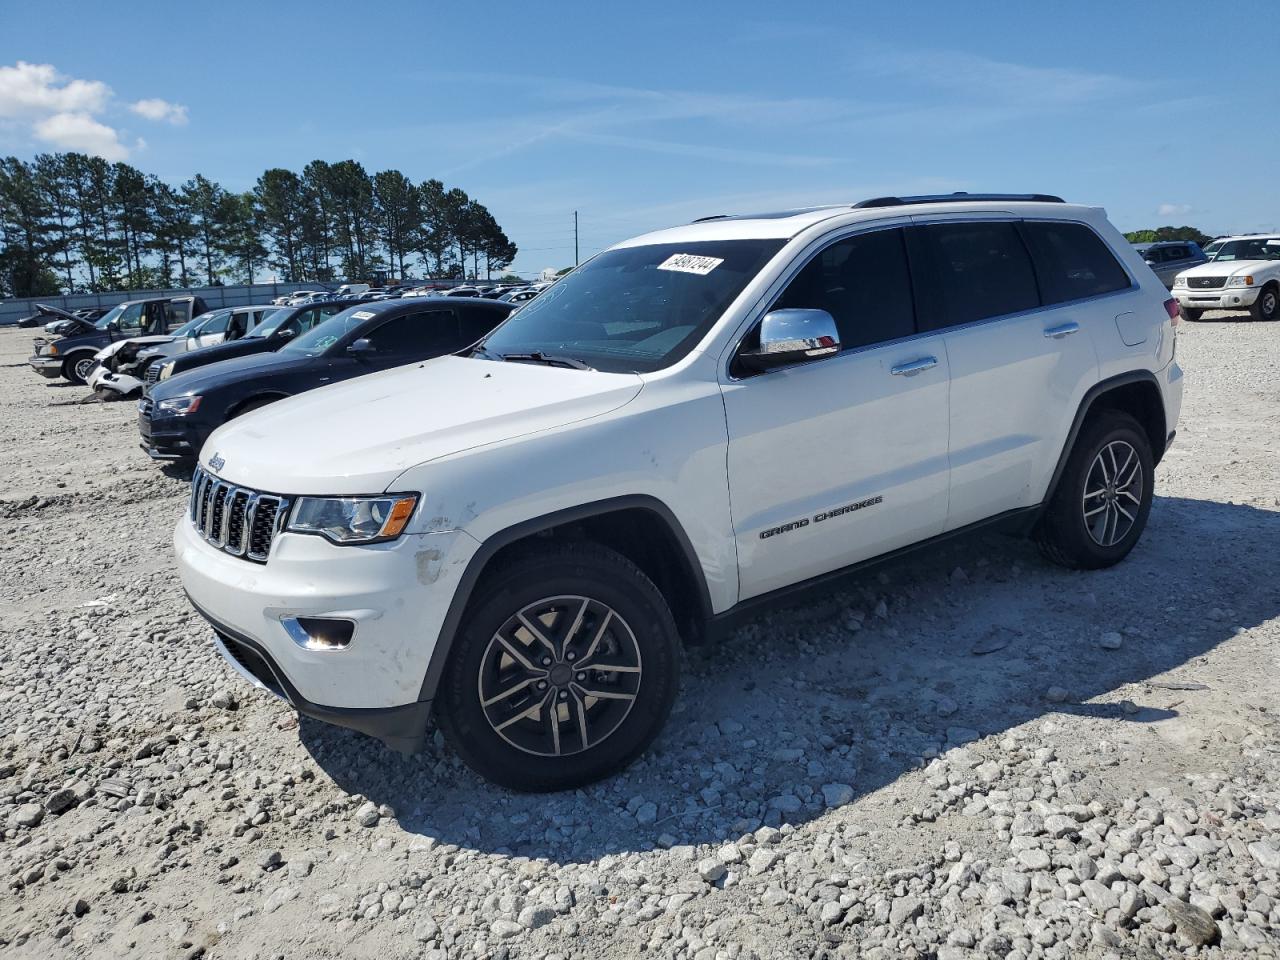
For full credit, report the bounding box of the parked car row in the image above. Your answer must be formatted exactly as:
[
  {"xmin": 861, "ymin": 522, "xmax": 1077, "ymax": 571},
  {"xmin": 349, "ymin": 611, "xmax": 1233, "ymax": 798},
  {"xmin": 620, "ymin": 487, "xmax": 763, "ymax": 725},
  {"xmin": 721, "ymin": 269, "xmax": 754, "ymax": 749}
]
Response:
[{"xmin": 1135, "ymin": 234, "xmax": 1280, "ymax": 322}]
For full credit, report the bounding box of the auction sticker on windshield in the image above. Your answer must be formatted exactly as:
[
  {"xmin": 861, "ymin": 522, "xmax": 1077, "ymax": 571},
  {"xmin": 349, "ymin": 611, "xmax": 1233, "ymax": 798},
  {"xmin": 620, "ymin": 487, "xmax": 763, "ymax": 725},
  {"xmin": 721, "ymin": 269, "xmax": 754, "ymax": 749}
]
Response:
[
  {"xmin": 351, "ymin": 310, "xmax": 377, "ymax": 320},
  {"xmin": 657, "ymin": 253, "xmax": 724, "ymax": 276}
]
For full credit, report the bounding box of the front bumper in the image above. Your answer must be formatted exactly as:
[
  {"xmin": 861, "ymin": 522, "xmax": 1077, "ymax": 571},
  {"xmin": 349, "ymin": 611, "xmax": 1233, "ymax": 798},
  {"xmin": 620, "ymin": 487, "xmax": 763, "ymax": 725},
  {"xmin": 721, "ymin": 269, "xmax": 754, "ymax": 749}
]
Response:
[
  {"xmin": 1175, "ymin": 287, "xmax": 1261, "ymax": 310},
  {"xmin": 174, "ymin": 514, "xmax": 480, "ymax": 713},
  {"xmin": 28, "ymin": 356, "xmax": 62, "ymax": 379},
  {"xmin": 138, "ymin": 404, "xmax": 202, "ymax": 460},
  {"xmin": 196, "ymin": 602, "xmax": 434, "ymax": 753},
  {"xmin": 90, "ymin": 369, "xmax": 144, "ymax": 396}
]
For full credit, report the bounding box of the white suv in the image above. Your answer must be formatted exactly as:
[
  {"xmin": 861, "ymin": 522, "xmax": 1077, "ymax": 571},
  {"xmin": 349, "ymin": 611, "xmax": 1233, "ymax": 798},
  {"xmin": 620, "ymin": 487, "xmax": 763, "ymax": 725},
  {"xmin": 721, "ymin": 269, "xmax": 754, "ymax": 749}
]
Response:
[
  {"xmin": 1172, "ymin": 234, "xmax": 1280, "ymax": 322},
  {"xmin": 174, "ymin": 193, "xmax": 1183, "ymax": 791}
]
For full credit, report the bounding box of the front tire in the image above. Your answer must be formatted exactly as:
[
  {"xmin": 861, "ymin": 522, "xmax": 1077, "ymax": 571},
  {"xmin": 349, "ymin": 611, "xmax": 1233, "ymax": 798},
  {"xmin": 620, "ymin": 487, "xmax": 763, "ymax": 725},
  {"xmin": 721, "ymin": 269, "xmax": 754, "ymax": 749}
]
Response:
[
  {"xmin": 62, "ymin": 353, "xmax": 97, "ymax": 385},
  {"xmin": 1249, "ymin": 283, "xmax": 1279, "ymax": 322},
  {"xmin": 1178, "ymin": 305, "xmax": 1203, "ymax": 322},
  {"xmin": 1036, "ymin": 411, "xmax": 1154, "ymax": 570},
  {"xmin": 436, "ymin": 542, "xmax": 680, "ymax": 791}
]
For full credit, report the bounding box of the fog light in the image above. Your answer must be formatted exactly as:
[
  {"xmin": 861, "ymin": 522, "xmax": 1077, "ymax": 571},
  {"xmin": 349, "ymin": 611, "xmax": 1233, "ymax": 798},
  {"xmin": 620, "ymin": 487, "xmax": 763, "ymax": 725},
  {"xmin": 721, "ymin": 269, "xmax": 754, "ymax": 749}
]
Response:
[{"xmin": 281, "ymin": 616, "xmax": 354, "ymax": 650}]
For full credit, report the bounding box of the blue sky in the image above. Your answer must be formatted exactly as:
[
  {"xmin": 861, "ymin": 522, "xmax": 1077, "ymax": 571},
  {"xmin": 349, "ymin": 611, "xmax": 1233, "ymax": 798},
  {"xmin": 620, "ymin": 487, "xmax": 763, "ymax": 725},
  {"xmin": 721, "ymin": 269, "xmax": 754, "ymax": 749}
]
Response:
[{"xmin": 2, "ymin": 0, "xmax": 1276, "ymax": 277}]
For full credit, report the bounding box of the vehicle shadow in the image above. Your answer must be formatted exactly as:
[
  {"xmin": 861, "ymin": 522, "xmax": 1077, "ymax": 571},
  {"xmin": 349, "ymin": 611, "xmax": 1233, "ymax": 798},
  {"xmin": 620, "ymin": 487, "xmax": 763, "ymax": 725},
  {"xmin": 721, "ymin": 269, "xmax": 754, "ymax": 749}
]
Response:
[{"xmin": 300, "ymin": 495, "xmax": 1280, "ymax": 864}]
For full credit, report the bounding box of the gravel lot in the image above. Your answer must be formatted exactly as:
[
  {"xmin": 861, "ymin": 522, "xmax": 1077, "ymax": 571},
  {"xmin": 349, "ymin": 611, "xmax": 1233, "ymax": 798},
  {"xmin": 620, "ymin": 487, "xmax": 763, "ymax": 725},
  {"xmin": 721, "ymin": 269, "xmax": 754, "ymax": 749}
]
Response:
[{"xmin": 1, "ymin": 315, "xmax": 1278, "ymax": 960}]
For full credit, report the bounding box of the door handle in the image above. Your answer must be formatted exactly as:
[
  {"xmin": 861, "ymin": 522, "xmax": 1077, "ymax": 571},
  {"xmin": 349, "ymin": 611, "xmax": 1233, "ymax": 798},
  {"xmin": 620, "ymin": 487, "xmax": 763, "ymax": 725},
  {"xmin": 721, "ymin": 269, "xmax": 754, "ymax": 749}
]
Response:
[
  {"xmin": 890, "ymin": 356, "xmax": 938, "ymax": 376},
  {"xmin": 1044, "ymin": 321, "xmax": 1080, "ymax": 339}
]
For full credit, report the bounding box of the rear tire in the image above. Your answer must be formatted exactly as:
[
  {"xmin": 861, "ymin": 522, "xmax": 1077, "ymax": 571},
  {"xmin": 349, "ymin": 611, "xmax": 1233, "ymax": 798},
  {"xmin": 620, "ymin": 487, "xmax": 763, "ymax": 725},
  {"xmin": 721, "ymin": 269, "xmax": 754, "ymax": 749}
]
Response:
[
  {"xmin": 1036, "ymin": 411, "xmax": 1154, "ymax": 570},
  {"xmin": 436, "ymin": 541, "xmax": 680, "ymax": 791},
  {"xmin": 1178, "ymin": 305, "xmax": 1203, "ymax": 322},
  {"xmin": 1249, "ymin": 283, "xmax": 1279, "ymax": 322}
]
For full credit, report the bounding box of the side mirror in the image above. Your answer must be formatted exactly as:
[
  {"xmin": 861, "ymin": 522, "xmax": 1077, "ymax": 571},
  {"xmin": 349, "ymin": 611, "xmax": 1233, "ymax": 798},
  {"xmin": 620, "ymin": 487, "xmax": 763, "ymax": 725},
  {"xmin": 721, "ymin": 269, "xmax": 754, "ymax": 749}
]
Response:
[
  {"xmin": 738, "ymin": 309, "xmax": 840, "ymax": 373},
  {"xmin": 347, "ymin": 338, "xmax": 374, "ymax": 356},
  {"xmin": 276, "ymin": 327, "xmax": 296, "ymax": 339}
]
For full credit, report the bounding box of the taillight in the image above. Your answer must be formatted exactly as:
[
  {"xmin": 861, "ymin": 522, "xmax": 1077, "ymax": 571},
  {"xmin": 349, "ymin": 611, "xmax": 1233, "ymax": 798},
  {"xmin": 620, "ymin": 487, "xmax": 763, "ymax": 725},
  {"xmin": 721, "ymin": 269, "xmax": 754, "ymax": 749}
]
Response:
[{"xmin": 1163, "ymin": 297, "xmax": 1180, "ymax": 326}]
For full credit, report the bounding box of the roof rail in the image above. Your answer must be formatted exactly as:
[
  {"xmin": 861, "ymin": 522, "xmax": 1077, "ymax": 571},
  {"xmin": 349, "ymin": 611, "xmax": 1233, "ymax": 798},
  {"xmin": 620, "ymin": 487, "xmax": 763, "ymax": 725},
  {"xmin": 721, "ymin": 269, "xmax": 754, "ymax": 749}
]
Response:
[
  {"xmin": 853, "ymin": 192, "xmax": 1065, "ymax": 209},
  {"xmin": 691, "ymin": 214, "xmax": 729, "ymax": 223}
]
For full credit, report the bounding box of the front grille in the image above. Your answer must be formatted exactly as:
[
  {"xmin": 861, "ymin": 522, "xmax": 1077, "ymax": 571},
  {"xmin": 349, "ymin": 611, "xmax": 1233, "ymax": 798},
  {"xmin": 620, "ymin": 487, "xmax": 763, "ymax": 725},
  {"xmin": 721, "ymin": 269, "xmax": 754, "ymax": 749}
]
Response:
[
  {"xmin": 190, "ymin": 465, "xmax": 291, "ymax": 563},
  {"xmin": 1188, "ymin": 276, "xmax": 1226, "ymax": 289},
  {"xmin": 144, "ymin": 361, "xmax": 162, "ymax": 384}
]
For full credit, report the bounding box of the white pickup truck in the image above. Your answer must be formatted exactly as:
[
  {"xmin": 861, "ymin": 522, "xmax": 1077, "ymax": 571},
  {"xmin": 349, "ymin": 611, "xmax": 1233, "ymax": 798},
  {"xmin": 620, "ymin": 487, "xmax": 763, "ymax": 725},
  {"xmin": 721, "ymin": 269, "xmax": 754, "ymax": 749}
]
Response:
[
  {"xmin": 174, "ymin": 193, "xmax": 1183, "ymax": 791},
  {"xmin": 1173, "ymin": 234, "xmax": 1280, "ymax": 322}
]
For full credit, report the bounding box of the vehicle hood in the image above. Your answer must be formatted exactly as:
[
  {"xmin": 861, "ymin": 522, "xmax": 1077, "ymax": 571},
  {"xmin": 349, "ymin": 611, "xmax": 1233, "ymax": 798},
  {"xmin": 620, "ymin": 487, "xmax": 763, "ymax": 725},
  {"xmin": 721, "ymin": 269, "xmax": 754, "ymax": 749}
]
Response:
[
  {"xmin": 201, "ymin": 355, "xmax": 645, "ymax": 495},
  {"xmin": 46, "ymin": 316, "xmax": 98, "ymax": 337},
  {"xmin": 152, "ymin": 350, "xmax": 310, "ymax": 398},
  {"xmin": 1179, "ymin": 260, "xmax": 1275, "ymax": 278},
  {"xmin": 94, "ymin": 334, "xmax": 176, "ymax": 361}
]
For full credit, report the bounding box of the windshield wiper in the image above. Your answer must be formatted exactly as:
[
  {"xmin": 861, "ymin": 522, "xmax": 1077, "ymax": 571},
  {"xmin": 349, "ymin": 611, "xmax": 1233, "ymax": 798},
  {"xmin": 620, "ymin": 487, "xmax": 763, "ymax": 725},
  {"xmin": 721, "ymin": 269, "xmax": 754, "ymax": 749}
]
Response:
[
  {"xmin": 498, "ymin": 351, "xmax": 596, "ymax": 371},
  {"xmin": 468, "ymin": 343, "xmax": 504, "ymax": 361}
]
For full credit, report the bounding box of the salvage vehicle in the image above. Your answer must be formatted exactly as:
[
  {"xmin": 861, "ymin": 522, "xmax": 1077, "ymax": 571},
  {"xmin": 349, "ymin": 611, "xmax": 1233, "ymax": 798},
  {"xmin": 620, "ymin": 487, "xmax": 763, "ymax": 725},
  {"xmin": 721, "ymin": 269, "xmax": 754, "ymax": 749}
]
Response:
[
  {"xmin": 1172, "ymin": 234, "xmax": 1280, "ymax": 322},
  {"xmin": 28, "ymin": 296, "xmax": 208, "ymax": 384},
  {"xmin": 89, "ymin": 305, "xmax": 277, "ymax": 398},
  {"xmin": 141, "ymin": 298, "xmax": 513, "ymax": 461},
  {"xmin": 144, "ymin": 300, "xmax": 359, "ymax": 390},
  {"xmin": 16, "ymin": 305, "xmax": 105, "ymax": 329},
  {"xmin": 174, "ymin": 193, "xmax": 1183, "ymax": 791}
]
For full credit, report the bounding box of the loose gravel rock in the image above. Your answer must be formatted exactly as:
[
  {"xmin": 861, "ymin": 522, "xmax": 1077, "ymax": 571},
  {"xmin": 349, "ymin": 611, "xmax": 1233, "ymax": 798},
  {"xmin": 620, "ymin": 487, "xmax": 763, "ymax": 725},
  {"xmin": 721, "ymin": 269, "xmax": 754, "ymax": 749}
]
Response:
[{"xmin": 1, "ymin": 318, "xmax": 1279, "ymax": 958}]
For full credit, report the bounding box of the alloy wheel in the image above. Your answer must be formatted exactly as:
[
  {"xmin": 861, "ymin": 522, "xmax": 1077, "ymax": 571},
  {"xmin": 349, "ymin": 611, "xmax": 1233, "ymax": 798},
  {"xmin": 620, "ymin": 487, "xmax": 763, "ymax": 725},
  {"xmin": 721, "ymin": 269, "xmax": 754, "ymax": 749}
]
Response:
[
  {"xmin": 75, "ymin": 357, "xmax": 95, "ymax": 381},
  {"xmin": 477, "ymin": 595, "xmax": 643, "ymax": 757},
  {"xmin": 1082, "ymin": 440, "xmax": 1143, "ymax": 547}
]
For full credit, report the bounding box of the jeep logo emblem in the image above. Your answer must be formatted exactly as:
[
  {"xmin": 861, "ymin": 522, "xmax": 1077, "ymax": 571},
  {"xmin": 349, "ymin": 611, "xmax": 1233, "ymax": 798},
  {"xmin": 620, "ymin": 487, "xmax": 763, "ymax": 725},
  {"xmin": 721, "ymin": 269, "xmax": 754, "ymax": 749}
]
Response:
[{"xmin": 209, "ymin": 452, "xmax": 226, "ymax": 472}]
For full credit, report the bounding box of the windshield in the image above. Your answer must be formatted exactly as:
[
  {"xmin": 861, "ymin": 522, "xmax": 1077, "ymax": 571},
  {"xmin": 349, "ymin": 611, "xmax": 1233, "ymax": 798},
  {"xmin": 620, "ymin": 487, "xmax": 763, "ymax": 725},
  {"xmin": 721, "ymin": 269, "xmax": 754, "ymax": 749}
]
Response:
[
  {"xmin": 94, "ymin": 304, "xmax": 127, "ymax": 330},
  {"xmin": 474, "ymin": 239, "xmax": 785, "ymax": 373},
  {"xmin": 248, "ymin": 307, "xmax": 291, "ymax": 338},
  {"xmin": 1208, "ymin": 238, "xmax": 1280, "ymax": 262},
  {"xmin": 280, "ymin": 305, "xmax": 374, "ymax": 355},
  {"xmin": 181, "ymin": 310, "xmax": 227, "ymax": 337}
]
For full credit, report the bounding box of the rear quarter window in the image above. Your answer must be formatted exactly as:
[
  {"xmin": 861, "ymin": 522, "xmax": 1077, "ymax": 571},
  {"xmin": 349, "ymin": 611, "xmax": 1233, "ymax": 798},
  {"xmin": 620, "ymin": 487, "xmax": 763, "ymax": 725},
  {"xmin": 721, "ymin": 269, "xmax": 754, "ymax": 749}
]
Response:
[{"xmin": 1022, "ymin": 221, "xmax": 1132, "ymax": 304}]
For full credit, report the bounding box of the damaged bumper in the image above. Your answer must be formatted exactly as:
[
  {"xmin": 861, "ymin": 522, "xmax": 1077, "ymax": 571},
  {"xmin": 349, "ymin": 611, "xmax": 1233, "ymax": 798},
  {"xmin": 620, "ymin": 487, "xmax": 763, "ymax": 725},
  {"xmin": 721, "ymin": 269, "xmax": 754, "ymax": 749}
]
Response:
[
  {"xmin": 174, "ymin": 516, "xmax": 479, "ymax": 734},
  {"xmin": 89, "ymin": 367, "xmax": 144, "ymax": 396}
]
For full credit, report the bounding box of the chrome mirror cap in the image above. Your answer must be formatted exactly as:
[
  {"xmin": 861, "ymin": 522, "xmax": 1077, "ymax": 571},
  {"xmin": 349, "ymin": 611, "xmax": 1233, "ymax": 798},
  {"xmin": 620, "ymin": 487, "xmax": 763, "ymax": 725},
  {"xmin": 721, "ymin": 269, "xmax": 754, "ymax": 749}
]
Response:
[{"xmin": 739, "ymin": 308, "xmax": 840, "ymax": 372}]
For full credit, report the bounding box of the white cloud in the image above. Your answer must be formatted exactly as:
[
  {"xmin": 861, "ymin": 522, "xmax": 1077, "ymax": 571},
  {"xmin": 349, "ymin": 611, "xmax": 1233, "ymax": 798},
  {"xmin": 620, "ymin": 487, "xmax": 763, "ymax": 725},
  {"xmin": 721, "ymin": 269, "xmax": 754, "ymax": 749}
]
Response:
[
  {"xmin": 0, "ymin": 61, "xmax": 110, "ymax": 117},
  {"xmin": 1157, "ymin": 202, "xmax": 1192, "ymax": 217},
  {"xmin": 0, "ymin": 60, "xmax": 188, "ymax": 161},
  {"xmin": 33, "ymin": 112, "xmax": 129, "ymax": 160},
  {"xmin": 129, "ymin": 97, "xmax": 188, "ymax": 125}
]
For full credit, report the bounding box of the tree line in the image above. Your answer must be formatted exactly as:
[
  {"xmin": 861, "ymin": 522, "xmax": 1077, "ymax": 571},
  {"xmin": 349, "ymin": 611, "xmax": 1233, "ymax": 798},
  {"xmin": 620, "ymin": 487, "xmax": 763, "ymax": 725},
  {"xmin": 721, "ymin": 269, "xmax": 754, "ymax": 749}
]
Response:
[
  {"xmin": 0, "ymin": 153, "xmax": 518, "ymax": 298},
  {"xmin": 1122, "ymin": 225, "xmax": 1214, "ymax": 247}
]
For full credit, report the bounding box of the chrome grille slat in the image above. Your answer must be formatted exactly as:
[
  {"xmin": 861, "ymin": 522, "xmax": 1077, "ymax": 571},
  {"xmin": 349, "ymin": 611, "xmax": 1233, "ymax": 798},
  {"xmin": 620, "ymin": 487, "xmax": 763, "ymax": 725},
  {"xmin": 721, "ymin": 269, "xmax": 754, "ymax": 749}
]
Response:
[{"xmin": 187, "ymin": 468, "xmax": 290, "ymax": 564}]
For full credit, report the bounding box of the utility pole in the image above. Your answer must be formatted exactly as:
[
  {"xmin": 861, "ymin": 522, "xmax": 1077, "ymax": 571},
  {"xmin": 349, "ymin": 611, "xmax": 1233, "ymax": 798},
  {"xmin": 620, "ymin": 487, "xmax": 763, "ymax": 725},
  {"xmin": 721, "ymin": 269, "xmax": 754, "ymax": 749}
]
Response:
[{"xmin": 574, "ymin": 210, "xmax": 579, "ymax": 266}]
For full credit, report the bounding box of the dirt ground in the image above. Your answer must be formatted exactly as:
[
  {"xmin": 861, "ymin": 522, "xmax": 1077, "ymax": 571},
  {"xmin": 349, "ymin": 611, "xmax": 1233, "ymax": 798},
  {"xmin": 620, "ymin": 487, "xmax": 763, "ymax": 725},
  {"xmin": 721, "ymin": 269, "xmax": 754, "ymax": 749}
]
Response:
[{"xmin": 0, "ymin": 315, "xmax": 1277, "ymax": 960}]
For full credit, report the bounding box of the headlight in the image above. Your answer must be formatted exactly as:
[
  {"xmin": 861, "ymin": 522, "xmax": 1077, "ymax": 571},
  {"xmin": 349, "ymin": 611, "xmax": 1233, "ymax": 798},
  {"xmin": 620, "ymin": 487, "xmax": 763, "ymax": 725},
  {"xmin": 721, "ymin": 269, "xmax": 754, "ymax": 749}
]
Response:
[
  {"xmin": 156, "ymin": 395, "xmax": 202, "ymax": 416},
  {"xmin": 159, "ymin": 361, "xmax": 175, "ymax": 380},
  {"xmin": 42, "ymin": 343, "xmax": 59, "ymax": 356},
  {"xmin": 287, "ymin": 494, "xmax": 418, "ymax": 544},
  {"xmin": 1226, "ymin": 275, "xmax": 1254, "ymax": 287},
  {"xmin": 1172, "ymin": 275, "xmax": 1187, "ymax": 288}
]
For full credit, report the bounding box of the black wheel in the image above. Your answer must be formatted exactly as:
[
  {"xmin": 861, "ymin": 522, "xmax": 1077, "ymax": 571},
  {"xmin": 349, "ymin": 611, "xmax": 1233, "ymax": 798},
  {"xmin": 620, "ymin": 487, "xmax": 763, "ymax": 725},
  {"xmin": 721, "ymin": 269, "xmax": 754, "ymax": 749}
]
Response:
[
  {"xmin": 1178, "ymin": 305, "xmax": 1203, "ymax": 322},
  {"xmin": 62, "ymin": 353, "xmax": 97, "ymax": 385},
  {"xmin": 436, "ymin": 541, "xmax": 680, "ymax": 791},
  {"xmin": 1249, "ymin": 283, "xmax": 1279, "ymax": 322},
  {"xmin": 1036, "ymin": 411, "xmax": 1154, "ymax": 570}
]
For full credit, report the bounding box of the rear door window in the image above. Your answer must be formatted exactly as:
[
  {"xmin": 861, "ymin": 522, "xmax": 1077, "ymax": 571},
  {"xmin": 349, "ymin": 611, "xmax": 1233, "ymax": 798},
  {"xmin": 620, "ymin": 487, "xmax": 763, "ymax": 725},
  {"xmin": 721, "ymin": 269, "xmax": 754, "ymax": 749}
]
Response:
[
  {"xmin": 1021, "ymin": 221, "xmax": 1132, "ymax": 304},
  {"xmin": 914, "ymin": 221, "xmax": 1041, "ymax": 329},
  {"xmin": 771, "ymin": 227, "xmax": 916, "ymax": 350}
]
